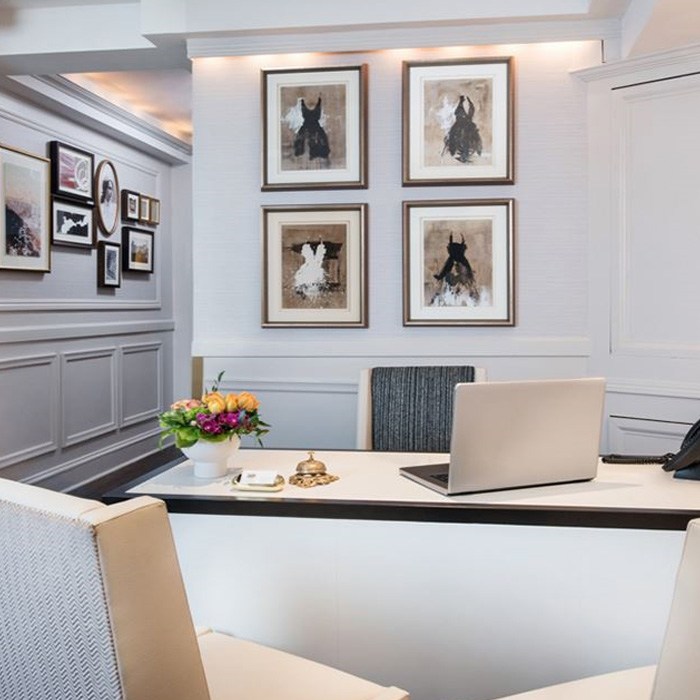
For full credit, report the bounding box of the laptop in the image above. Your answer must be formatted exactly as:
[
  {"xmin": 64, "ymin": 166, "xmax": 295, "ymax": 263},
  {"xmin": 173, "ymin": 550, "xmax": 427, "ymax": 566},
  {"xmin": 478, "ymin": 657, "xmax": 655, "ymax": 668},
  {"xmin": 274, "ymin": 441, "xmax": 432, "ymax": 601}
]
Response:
[{"xmin": 399, "ymin": 378, "xmax": 606, "ymax": 496}]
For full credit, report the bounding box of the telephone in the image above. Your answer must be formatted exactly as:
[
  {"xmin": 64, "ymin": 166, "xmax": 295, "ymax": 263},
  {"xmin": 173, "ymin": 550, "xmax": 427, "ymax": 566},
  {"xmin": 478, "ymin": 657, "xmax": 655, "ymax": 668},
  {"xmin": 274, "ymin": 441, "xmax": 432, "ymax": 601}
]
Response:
[{"xmin": 602, "ymin": 418, "xmax": 700, "ymax": 480}]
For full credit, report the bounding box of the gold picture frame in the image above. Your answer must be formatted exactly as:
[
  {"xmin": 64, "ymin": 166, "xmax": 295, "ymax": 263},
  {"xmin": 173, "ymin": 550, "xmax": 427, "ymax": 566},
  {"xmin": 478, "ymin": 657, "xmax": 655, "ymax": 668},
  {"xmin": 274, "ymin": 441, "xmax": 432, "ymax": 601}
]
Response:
[
  {"xmin": 262, "ymin": 204, "xmax": 368, "ymax": 327},
  {"xmin": 403, "ymin": 199, "xmax": 515, "ymax": 326},
  {"xmin": 403, "ymin": 57, "xmax": 514, "ymax": 186}
]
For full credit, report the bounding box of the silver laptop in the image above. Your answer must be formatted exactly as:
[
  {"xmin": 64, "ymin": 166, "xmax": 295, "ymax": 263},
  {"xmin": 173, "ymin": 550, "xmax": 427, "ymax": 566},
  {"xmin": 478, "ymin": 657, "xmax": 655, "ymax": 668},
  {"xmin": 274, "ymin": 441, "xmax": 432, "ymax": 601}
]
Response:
[{"xmin": 400, "ymin": 378, "xmax": 605, "ymax": 496}]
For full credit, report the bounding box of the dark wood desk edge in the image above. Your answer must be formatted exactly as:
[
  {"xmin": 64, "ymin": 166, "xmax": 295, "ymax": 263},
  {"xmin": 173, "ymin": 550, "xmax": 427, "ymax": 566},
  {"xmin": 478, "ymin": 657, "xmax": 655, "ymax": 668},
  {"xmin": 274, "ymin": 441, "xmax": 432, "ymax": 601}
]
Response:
[{"xmin": 102, "ymin": 449, "xmax": 700, "ymax": 531}]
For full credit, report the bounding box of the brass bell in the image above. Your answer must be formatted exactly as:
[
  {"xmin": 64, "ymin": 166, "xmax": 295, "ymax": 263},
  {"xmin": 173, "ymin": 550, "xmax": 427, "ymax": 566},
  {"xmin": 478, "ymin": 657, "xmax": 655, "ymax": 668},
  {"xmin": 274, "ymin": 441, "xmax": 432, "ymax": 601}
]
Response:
[{"xmin": 296, "ymin": 451, "xmax": 327, "ymax": 476}]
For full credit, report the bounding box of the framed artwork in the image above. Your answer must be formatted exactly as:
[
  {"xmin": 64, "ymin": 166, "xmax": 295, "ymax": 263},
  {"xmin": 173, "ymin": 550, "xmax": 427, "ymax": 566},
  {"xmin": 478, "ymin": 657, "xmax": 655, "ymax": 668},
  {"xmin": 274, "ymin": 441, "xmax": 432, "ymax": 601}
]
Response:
[
  {"xmin": 94, "ymin": 159, "xmax": 120, "ymax": 235},
  {"xmin": 121, "ymin": 189, "xmax": 140, "ymax": 222},
  {"xmin": 403, "ymin": 57, "xmax": 513, "ymax": 186},
  {"xmin": 0, "ymin": 143, "xmax": 50, "ymax": 272},
  {"xmin": 139, "ymin": 195, "xmax": 150, "ymax": 224},
  {"xmin": 262, "ymin": 204, "xmax": 367, "ymax": 327},
  {"xmin": 49, "ymin": 141, "xmax": 94, "ymax": 203},
  {"xmin": 262, "ymin": 65, "xmax": 367, "ymax": 190},
  {"xmin": 97, "ymin": 241, "xmax": 121, "ymax": 287},
  {"xmin": 122, "ymin": 227, "xmax": 154, "ymax": 273},
  {"xmin": 51, "ymin": 198, "xmax": 94, "ymax": 248},
  {"xmin": 403, "ymin": 199, "xmax": 514, "ymax": 326},
  {"xmin": 148, "ymin": 197, "xmax": 160, "ymax": 225}
]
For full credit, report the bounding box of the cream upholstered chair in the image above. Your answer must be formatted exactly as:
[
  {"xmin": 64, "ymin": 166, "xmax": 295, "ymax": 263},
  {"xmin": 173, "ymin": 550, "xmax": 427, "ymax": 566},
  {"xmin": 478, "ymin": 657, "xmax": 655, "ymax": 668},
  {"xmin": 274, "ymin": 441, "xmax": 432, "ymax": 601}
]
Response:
[
  {"xmin": 485, "ymin": 518, "xmax": 700, "ymax": 700},
  {"xmin": 356, "ymin": 365, "xmax": 487, "ymax": 451},
  {"xmin": 0, "ymin": 477, "xmax": 408, "ymax": 700}
]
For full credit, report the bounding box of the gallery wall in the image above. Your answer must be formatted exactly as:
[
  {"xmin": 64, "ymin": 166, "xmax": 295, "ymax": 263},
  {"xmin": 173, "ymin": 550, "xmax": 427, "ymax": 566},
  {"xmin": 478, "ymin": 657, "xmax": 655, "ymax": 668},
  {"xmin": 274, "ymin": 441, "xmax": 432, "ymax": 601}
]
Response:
[
  {"xmin": 0, "ymin": 86, "xmax": 191, "ymax": 489},
  {"xmin": 191, "ymin": 41, "xmax": 600, "ymax": 448}
]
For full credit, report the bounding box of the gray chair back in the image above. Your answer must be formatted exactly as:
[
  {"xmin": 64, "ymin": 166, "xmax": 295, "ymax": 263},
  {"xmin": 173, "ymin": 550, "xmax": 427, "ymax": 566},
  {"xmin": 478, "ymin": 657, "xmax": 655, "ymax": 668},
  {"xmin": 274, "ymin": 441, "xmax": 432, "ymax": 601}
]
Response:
[{"xmin": 370, "ymin": 365, "xmax": 476, "ymax": 452}]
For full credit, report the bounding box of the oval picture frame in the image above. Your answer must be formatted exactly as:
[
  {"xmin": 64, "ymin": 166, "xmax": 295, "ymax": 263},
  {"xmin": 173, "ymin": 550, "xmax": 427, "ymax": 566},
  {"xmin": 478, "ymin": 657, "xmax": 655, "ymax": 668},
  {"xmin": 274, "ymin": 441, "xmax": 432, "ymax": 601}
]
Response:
[{"xmin": 94, "ymin": 159, "xmax": 120, "ymax": 235}]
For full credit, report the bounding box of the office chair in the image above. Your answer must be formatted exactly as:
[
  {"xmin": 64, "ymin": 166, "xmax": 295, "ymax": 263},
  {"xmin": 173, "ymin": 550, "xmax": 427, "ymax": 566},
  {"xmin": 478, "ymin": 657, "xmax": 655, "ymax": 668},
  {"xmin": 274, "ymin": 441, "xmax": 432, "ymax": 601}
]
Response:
[
  {"xmin": 0, "ymin": 477, "xmax": 409, "ymax": 700},
  {"xmin": 356, "ymin": 365, "xmax": 487, "ymax": 451},
  {"xmin": 483, "ymin": 518, "xmax": 700, "ymax": 700}
]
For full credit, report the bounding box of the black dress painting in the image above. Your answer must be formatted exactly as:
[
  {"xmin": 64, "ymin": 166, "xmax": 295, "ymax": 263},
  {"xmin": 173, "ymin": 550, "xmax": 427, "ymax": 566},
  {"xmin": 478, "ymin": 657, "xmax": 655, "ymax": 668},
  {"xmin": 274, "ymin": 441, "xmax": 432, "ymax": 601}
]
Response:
[{"xmin": 294, "ymin": 98, "xmax": 330, "ymax": 160}]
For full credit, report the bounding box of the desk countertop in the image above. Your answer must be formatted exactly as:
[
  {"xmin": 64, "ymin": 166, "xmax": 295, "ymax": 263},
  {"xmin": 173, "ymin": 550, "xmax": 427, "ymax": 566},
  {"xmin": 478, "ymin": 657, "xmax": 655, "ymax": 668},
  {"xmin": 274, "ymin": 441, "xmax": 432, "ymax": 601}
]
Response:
[{"xmin": 105, "ymin": 448, "xmax": 700, "ymax": 530}]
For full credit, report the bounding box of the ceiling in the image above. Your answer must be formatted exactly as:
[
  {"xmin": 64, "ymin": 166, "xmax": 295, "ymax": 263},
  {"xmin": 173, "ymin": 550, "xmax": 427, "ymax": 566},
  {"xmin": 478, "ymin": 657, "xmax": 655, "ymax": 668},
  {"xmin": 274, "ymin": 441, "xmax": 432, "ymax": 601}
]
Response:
[
  {"xmin": 2, "ymin": 0, "xmax": 697, "ymax": 146},
  {"xmin": 63, "ymin": 69, "xmax": 192, "ymax": 143}
]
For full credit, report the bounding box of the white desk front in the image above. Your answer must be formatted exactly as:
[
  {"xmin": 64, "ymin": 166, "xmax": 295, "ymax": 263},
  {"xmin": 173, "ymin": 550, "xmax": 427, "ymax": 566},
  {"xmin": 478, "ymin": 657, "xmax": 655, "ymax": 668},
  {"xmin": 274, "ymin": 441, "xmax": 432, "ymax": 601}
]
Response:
[{"xmin": 108, "ymin": 449, "xmax": 700, "ymax": 700}]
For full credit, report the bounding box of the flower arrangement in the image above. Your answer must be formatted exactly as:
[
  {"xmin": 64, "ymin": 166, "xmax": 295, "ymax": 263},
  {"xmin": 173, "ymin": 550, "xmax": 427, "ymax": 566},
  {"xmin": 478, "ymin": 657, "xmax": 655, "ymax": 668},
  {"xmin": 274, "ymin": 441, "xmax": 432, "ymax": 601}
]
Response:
[{"xmin": 159, "ymin": 372, "xmax": 269, "ymax": 448}]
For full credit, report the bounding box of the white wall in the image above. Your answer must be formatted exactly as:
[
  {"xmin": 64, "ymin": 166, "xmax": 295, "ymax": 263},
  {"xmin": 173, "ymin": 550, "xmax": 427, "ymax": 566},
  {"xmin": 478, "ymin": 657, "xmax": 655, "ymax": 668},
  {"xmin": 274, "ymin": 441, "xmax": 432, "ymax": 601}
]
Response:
[
  {"xmin": 191, "ymin": 41, "xmax": 600, "ymax": 448},
  {"xmin": 0, "ymin": 87, "xmax": 191, "ymax": 489},
  {"xmin": 581, "ymin": 45, "xmax": 700, "ymax": 455}
]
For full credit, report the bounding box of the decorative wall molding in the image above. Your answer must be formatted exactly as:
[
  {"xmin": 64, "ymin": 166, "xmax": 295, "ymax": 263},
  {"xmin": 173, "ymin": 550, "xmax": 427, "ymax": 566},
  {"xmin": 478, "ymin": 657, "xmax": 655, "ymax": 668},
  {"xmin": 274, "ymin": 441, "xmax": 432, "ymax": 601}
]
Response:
[
  {"xmin": 187, "ymin": 19, "xmax": 615, "ymax": 57},
  {"xmin": 0, "ymin": 319, "xmax": 175, "ymax": 345},
  {"xmin": 0, "ymin": 298, "xmax": 162, "ymax": 312},
  {"xmin": 218, "ymin": 379, "xmax": 358, "ymax": 395},
  {"xmin": 611, "ymin": 79, "xmax": 700, "ymax": 360},
  {"xmin": 608, "ymin": 415, "xmax": 690, "ymax": 453},
  {"xmin": 120, "ymin": 342, "xmax": 164, "ymax": 427},
  {"xmin": 0, "ymin": 98, "xmax": 163, "ymax": 177},
  {"xmin": 0, "ymin": 354, "xmax": 59, "ymax": 469},
  {"xmin": 193, "ymin": 336, "xmax": 591, "ymax": 359},
  {"xmin": 573, "ymin": 42, "xmax": 700, "ymax": 84},
  {"xmin": 607, "ymin": 379, "xmax": 700, "ymax": 401},
  {"xmin": 61, "ymin": 348, "xmax": 118, "ymax": 448},
  {"xmin": 25, "ymin": 426, "xmax": 162, "ymax": 487},
  {"xmin": 2, "ymin": 75, "xmax": 191, "ymax": 166}
]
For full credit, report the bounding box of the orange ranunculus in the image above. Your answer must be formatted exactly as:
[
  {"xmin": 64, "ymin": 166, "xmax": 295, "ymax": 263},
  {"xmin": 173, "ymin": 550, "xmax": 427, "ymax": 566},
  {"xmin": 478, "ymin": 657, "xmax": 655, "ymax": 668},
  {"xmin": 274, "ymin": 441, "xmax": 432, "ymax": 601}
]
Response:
[
  {"xmin": 237, "ymin": 391, "xmax": 260, "ymax": 412},
  {"xmin": 225, "ymin": 393, "xmax": 239, "ymax": 412},
  {"xmin": 204, "ymin": 392, "xmax": 226, "ymax": 414}
]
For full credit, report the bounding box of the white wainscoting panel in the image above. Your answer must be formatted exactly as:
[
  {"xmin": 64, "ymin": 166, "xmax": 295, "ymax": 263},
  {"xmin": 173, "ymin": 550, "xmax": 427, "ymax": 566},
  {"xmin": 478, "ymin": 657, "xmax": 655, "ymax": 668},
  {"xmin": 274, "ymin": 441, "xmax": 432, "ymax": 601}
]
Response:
[
  {"xmin": 120, "ymin": 342, "xmax": 163, "ymax": 427},
  {"xmin": 61, "ymin": 348, "xmax": 118, "ymax": 447},
  {"xmin": 608, "ymin": 416, "xmax": 690, "ymax": 454},
  {"xmin": 613, "ymin": 75, "xmax": 700, "ymax": 358},
  {"xmin": 0, "ymin": 354, "xmax": 59, "ymax": 469}
]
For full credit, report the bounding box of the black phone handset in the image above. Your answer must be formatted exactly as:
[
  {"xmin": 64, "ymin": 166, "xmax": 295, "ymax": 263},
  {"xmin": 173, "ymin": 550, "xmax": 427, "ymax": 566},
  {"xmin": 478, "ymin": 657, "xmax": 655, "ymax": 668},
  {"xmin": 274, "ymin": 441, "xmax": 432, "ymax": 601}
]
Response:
[
  {"xmin": 662, "ymin": 419, "xmax": 700, "ymax": 479},
  {"xmin": 602, "ymin": 418, "xmax": 700, "ymax": 480}
]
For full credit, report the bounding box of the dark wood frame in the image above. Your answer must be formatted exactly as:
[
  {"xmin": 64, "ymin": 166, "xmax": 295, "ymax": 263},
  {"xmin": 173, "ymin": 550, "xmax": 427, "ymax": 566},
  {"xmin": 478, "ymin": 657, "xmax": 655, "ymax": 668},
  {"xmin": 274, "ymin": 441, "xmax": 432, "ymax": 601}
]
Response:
[
  {"xmin": 49, "ymin": 140, "xmax": 95, "ymax": 204},
  {"xmin": 94, "ymin": 159, "xmax": 120, "ymax": 235},
  {"xmin": 121, "ymin": 189, "xmax": 140, "ymax": 222},
  {"xmin": 403, "ymin": 198, "xmax": 515, "ymax": 326},
  {"xmin": 97, "ymin": 240, "xmax": 121, "ymax": 287},
  {"xmin": 122, "ymin": 226, "xmax": 154, "ymax": 273},
  {"xmin": 51, "ymin": 197, "xmax": 95, "ymax": 248},
  {"xmin": 402, "ymin": 57, "xmax": 514, "ymax": 186},
  {"xmin": 262, "ymin": 203, "xmax": 368, "ymax": 328},
  {"xmin": 261, "ymin": 64, "xmax": 368, "ymax": 191},
  {"xmin": 0, "ymin": 142, "xmax": 51, "ymax": 273}
]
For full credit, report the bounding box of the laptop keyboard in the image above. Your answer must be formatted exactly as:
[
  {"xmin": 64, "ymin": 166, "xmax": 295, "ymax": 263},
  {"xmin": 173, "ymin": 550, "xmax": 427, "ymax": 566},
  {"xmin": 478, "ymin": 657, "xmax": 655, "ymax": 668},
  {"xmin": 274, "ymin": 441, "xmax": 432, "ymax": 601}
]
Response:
[{"xmin": 433, "ymin": 473, "xmax": 449, "ymax": 484}]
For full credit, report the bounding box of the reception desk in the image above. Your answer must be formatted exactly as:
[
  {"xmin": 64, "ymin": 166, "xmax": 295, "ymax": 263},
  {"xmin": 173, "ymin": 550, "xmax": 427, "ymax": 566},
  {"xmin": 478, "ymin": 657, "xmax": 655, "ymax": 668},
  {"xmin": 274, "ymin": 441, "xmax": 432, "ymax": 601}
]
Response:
[{"xmin": 106, "ymin": 449, "xmax": 700, "ymax": 700}]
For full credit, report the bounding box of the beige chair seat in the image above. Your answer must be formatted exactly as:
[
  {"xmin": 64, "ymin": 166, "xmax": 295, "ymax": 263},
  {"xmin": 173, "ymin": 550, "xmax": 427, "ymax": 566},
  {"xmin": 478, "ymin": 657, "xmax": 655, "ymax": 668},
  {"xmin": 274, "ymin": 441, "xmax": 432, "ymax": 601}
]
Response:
[
  {"xmin": 198, "ymin": 630, "xmax": 406, "ymax": 700},
  {"xmin": 489, "ymin": 666, "xmax": 655, "ymax": 700}
]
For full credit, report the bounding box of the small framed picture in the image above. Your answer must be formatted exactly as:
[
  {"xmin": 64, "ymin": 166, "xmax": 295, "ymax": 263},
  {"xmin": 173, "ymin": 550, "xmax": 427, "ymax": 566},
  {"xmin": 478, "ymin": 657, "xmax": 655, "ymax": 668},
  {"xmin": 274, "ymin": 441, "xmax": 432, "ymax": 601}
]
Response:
[
  {"xmin": 403, "ymin": 199, "xmax": 514, "ymax": 326},
  {"xmin": 139, "ymin": 195, "xmax": 150, "ymax": 224},
  {"xmin": 51, "ymin": 198, "xmax": 94, "ymax": 248},
  {"xmin": 148, "ymin": 197, "xmax": 160, "ymax": 225},
  {"xmin": 262, "ymin": 65, "xmax": 367, "ymax": 190},
  {"xmin": 122, "ymin": 227, "xmax": 154, "ymax": 273},
  {"xmin": 94, "ymin": 159, "xmax": 120, "ymax": 235},
  {"xmin": 403, "ymin": 57, "xmax": 514, "ymax": 186},
  {"xmin": 97, "ymin": 241, "xmax": 121, "ymax": 287},
  {"xmin": 0, "ymin": 143, "xmax": 51, "ymax": 272},
  {"xmin": 49, "ymin": 141, "xmax": 94, "ymax": 203},
  {"xmin": 121, "ymin": 189, "xmax": 140, "ymax": 222},
  {"xmin": 262, "ymin": 204, "xmax": 367, "ymax": 327}
]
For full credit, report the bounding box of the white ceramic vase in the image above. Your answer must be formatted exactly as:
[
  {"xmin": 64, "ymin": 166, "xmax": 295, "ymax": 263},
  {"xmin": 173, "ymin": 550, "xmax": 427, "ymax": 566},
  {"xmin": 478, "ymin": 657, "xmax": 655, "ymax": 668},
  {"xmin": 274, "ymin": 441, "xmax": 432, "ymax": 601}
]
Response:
[{"xmin": 181, "ymin": 435, "xmax": 241, "ymax": 479}]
